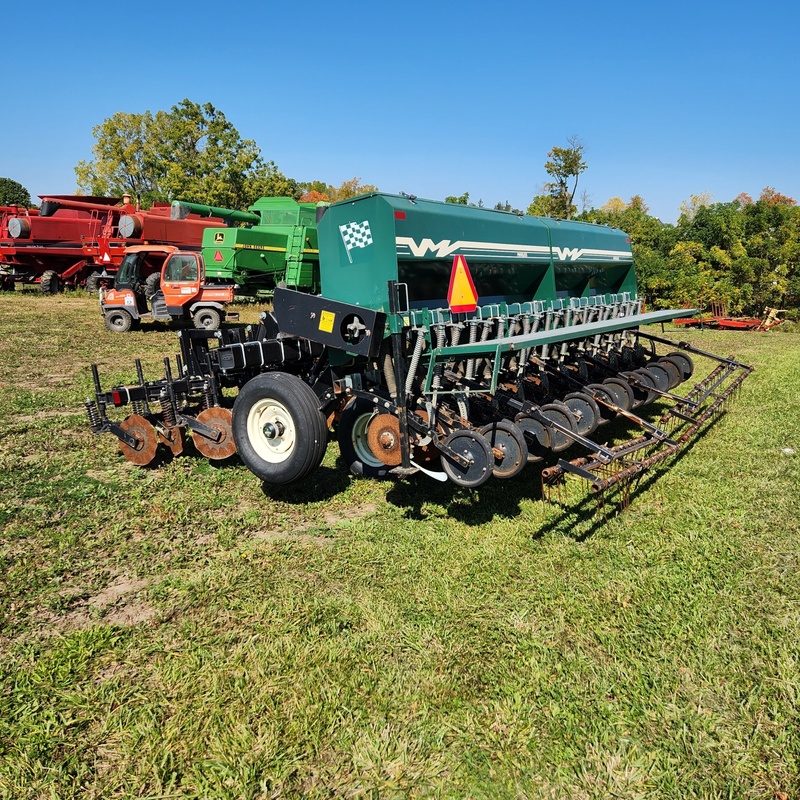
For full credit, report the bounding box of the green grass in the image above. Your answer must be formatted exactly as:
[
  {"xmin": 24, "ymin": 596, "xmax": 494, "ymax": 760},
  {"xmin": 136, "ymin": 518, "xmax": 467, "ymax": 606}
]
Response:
[{"xmin": 1, "ymin": 290, "xmax": 799, "ymax": 798}]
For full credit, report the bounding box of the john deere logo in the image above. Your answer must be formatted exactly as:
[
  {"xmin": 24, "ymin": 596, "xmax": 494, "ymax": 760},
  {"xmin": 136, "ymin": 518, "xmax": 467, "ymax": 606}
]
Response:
[{"xmin": 213, "ymin": 232, "xmax": 225, "ymax": 243}]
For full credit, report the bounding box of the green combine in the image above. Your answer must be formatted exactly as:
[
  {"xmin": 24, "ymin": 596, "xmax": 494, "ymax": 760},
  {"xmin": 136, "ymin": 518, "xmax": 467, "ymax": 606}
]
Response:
[{"xmin": 171, "ymin": 197, "xmax": 322, "ymax": 298}]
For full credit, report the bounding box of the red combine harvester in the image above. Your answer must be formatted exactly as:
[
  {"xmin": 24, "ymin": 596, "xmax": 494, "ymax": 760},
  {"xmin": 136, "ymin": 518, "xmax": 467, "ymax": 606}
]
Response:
[{"xmin": 0, "ymin": 195, "xmax": 227, "ymax": 293}]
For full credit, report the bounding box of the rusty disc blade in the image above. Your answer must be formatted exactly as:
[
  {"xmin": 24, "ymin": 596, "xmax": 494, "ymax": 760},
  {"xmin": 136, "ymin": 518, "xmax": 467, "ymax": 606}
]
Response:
[
  {"xmin": 366, "ymin": 412, "xmax": 403, "ymax": 466},
  {"xmin": 193, "ymin": 407, "xmax": 237, "ymax": 460},
  {"xmin": 158, "ymin": 425, "xmax": 185, "ymax": 456},
  {"xmin": 118, "ymin": 413, "xmax": 158, "ymax": 466}
]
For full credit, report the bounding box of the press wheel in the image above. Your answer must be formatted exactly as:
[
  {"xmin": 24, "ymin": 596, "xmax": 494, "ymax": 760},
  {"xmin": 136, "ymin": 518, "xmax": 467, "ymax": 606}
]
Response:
[
  {"xmin": 657, "ymin": 356, "xmax": 683, "ymax": 389},
  {"xmin": 514, "ymin": 413, "xmax": 550, "ymax": 462},
  {"xmin": 585, "ymin": 383, "xmax": 617, "ymax": 423},
  {"xmin": 118, "ymin": 413, "xmax": 158, "ymax": 466},
  {"xmin": 631, "ymin": 368, "xmax": 659, "ymax": 405},
  {"xmin": 441, "ymin": 429, "xmax": 493, "ymax": 488},
  {"xmin": 562, "ymin": 392, "xmax": 601, "ymax": 436},
  {"xmin": 602, "ymin": 377, "xmax": 635, "ymax": 411},
  {"xmin": 539, "ymin": 402, "xmax": 577, "ymax": 452},
  {"xmin": 665, "ymin": 351, "xmax": 694, "ymax": 382},
  {"xmin": 620, "ymin": 370, "xmax": 654, "ymax": 408},
  {"xmin": 193, "ymin": 407, "xmax": 237, "ymax": 460},
  {"xmin": 478, "ymin": 419, "xmax": 528, "ymax": 479},
  {"xmin": 645, "ymin": 362, "xmax": 671, "ymax": 393}
]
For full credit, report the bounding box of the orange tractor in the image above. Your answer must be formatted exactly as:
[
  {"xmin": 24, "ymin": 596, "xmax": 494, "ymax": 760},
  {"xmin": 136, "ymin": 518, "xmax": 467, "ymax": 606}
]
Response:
[{"xmin": 100, "ymin": 244, "xmax": 238, "ymax": 332}]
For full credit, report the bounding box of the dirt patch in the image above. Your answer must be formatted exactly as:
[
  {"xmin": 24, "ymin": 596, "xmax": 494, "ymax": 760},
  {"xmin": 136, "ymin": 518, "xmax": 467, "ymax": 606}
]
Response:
[
  {"xmin": 252, "ymin": 529, "xmax": 332, "ymax": 547},
  {"xmin": 36, "ymin": 574, "xmax": 158, "ymax": 634},
  {"xmin": 323, "ymin": 502, "xmax": 377, "ymax": 527}
]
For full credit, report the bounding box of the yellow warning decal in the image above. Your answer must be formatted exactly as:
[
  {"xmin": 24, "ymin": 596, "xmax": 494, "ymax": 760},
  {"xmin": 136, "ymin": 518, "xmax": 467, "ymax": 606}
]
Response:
[{"xmin": 319, "ymin": 310, "xmax": 335, "ymax": 334}]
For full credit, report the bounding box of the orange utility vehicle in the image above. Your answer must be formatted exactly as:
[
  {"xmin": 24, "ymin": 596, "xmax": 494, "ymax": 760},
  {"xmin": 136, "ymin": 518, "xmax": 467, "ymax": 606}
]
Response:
[{"xmin": 100, "ymin": 244, "xmax": 238, "ymax": 332}]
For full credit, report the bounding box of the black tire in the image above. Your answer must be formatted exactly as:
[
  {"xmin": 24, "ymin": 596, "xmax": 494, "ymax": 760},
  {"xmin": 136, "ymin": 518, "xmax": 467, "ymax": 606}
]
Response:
[
  {"xmin": 85, "ymin": 271, "xmax": 101, "ymax": 293},
  {"xmin": 144, "ymin": 272, "xmax": 161, "ymax": 300},
  {"xmin": 585, "ymin": 383, "xmax": 617, "ymax": 423},
  {"xmin": 631, "ymin": 368, "xmax": 659, "ymax": 405},
  {"xmin": 644, "ymin": 362, "xmax": 671, "ymax": 393},
  {"xmin": 338, "ymin": 398, "xmax": 392, "ymax": 479},
  {"xmin": 514, "ymin": 413, "xmax": 550, "ymax": 462},
  {"xmin": 232, "ymin": 372, "xmax": 328, "ymax": 485},
  {"xmin": 656, "ymin": 356, "xmax": 683, "ymax": 389},
  {"xmin": 193, "ymin": 307, "xmax": 222, "ymax": 331},
  {"xmin": 104, "ymin": 309, "xmax": 134, "ymax": 333},
  {"xmin": 40, "ymin": 270, "xmax": 59, "ymax": 294},
  {"xmin": 620, "ymin": 370, "xmax": 652, "ymax": 408}
]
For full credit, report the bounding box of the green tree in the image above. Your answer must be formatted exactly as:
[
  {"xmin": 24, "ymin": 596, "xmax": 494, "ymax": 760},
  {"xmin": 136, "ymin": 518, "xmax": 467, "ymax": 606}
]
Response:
[
  {"xmin": 445, "ymin": 192, "xmax": 470, "ymax": 205},
  {"xmin": 578, "ymin": 196, "xmax": 677, "ymax": 308},
  {"xmin": 528, "ymin": 135, "xmax": 587, "ymax": 219},
  {"xmin": 75, "ymin": 110, "xmax": 162, "ymax": 203},
  {"xmin": 0, "ymin": 178, "xmax": 32, "ymax": 207},
  {"xmin": 76, "ymin": 100, "xmax": 298, "ymax": 208}
]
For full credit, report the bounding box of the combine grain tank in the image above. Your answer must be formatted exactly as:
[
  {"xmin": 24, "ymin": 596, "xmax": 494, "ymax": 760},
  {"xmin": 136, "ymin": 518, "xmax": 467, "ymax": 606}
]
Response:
[{"xmin": 86, "ymin": 193, "xmax": 751, "ymax": 500}]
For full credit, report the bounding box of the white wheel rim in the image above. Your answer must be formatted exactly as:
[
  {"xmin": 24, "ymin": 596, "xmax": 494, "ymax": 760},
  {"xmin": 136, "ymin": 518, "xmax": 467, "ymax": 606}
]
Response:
[
  {"xmin": 351, "ymin": 412, "xmax": 383, "ymax": 469},
  {"xmin": 246, "ymin": 397, "xmax": 296, "ymax": 463}
]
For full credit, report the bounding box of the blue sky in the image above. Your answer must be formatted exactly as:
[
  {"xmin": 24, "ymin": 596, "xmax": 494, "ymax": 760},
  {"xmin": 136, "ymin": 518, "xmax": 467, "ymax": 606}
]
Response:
[{"xmin": 3, "ymin": 0, "xmax": 798, "ymax": 224}]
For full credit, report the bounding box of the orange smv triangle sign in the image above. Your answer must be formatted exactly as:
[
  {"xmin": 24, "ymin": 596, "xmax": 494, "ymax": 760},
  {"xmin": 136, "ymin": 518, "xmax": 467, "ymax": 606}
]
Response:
[{"xmin": 447, "ymin": 254, "xmax": 478, "ymax": 313}]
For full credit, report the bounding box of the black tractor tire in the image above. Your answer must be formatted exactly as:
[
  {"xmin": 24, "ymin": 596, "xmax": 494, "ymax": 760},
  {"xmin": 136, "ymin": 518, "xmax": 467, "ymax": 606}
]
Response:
[
  {"xmin": 85, "ymin": 271, "xmax": 101, "ymax": 293},
  {"xmin": 337, "ymin": 398, "xmax": 393, "ymax": 479},
  {"xmin": 144, "ymin": 272, "xmax": 161, "ymax": 300},
  {"xmin": 232, "ymin": 372, "xmax": 328, "ymax": 485},
  {"xmin": 104, "ymin": 309, "xmax": 134, "ymax": 333},
  {"xmin": 193, "ymin": 307, "xmax": 222, "ymax": 331},
  {"xmin": 40, "ymin": 270, "xmax": 59, "ymax": 294}
]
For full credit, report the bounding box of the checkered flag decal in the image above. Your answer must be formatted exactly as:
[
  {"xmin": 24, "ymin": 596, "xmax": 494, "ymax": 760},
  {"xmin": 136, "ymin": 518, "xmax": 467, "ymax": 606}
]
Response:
[{"xmin": 339, "ymin": 220, "xmax": 373, "ymax": 263}]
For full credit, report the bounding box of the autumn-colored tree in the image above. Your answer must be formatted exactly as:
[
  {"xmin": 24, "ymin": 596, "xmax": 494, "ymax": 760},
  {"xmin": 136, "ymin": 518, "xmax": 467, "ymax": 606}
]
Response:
[
  {"xmin": 678, "ymin": 191, "xmax": 714, "ymax": 223},
  {"xmin": 298, "ymin": 190, "xmax": 331, "ymax": 203},
  {"xmin": 328, "ymin": 177, "xmax": 379, "ymax": 202}
]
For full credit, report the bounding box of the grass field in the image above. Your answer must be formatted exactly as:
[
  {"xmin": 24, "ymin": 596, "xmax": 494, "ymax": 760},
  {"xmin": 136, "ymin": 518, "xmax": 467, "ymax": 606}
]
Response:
[{"xmin": 0, "ymin": 290, "xmax": 798, "ymax": 799}]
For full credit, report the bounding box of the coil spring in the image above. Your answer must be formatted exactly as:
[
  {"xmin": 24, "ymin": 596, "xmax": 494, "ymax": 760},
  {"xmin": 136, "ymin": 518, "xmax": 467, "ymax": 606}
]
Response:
[
  {"xmin": 159, "ymin": 390, "xmax": 177, "ymax": 427},
  {"xmin": 85, "ymin": 399, "xmax": 101, "ymax": 429},
  {"xmin": 132, "ymin": 399, "xmax": 146, "ymax": 415},
  {"xmin": 465, "ymin": 320, "xmax": 480, "ymax": 380},
  {"xmin": 431, "ymin": 324, "xmax": 447, "ymax": 389},
  {"xmin": 202, "ymin": 382, "xmax": 215, "ymax": 409},
  {"xmin": 404, "ymin": 329, "xmax": 426, "ymax": 394}
]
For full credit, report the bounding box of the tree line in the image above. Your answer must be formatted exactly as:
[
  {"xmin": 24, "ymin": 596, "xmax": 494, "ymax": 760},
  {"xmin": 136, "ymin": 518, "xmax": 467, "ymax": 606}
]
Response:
[{"xmin": 1, "ymin": 103, "xmax": 797, "ymax": 317}]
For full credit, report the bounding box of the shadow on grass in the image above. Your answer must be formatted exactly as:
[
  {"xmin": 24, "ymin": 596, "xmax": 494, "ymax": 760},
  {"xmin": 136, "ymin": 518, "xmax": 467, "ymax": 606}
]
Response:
[{"xmin": 177, "ymin": 404, "xmax": 728, "ymax": 535}]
